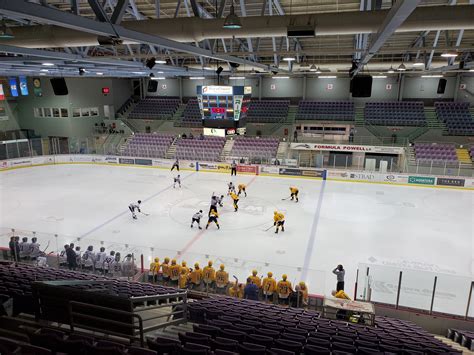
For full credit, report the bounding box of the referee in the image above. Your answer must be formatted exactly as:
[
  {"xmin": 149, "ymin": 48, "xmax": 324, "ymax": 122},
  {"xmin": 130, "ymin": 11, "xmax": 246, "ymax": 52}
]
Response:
[{"xmin": 230, "ymin": 160, "xmax": 237, "ymax": 176}]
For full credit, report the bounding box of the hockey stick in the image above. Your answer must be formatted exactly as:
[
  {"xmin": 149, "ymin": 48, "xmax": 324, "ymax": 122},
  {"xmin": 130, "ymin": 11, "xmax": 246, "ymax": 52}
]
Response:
[
  {"xmin": 263, "ymin": 224, "xmax": 274, "ymax": 232},
  {"xmin": 140, "ymin": 211, "xmax": 150, "ymax": 216},
  {"xmin": 281, "ymin": 196, "xmax": 291, "ymax": 201},
  {"xmin": 41, "ymin": 240, "xmax": 50, "ymax": 254}
]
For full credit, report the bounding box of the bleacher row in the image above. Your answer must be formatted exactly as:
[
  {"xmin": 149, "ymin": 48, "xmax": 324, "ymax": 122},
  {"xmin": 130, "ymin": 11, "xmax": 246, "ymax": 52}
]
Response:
[
  {"xmin": 176, "ymin": 137, "xmax": 226, "ymax": 161},
  {"xmin": 414, "ymin": 143, "xmax": 459, "ymax": 165},
  {"xmin": 447, "ymin": 328, "xmax": 474, "ymax": 352},
  {"xmin": 365, "ymin": 102, "xmax": 426, "ymax": 127},
  {"xmin": 129, "ymin": 97, "xmax": 180, "ymax": 120},
  {"xmin": 123, "ymin": 133, "xmax": 175, "ymax": 158},
  {"xmin": 435, "ymin": 102, "xmax": 474, "ymax": 136}
]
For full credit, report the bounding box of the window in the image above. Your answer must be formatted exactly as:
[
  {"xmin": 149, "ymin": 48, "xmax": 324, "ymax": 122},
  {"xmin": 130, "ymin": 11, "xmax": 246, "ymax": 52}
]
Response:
[
  {"xmin": 34, "ymin": 108, "xmax": 43, "ymax": 118},
  {"xmin": 60, "ymin": 108, "xmax": 68, "ymax": 117},
  {"xmin": 81, "ymin": 108, "xmax": 90, "ymax": 117},
  {"xmin": 90, "ymin": 107, "xmax": 99, "ymax": 117},
  {"xmin": 44, "ymin": 108, "xmax": 52, "ymax": 117},
  {"xmin": 52, "ymin": 108, "xmax": 60, "ymax": 118},
  {"xmin": 73, "ymin": 108, "xmax": 81, "ymax": 117}
]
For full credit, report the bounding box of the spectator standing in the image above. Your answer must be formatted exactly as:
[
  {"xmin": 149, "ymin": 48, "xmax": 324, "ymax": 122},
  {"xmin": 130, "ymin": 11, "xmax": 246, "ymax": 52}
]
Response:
[
  {"xmin": 66, "ymin": 245, "xmax": 77, "ymax": 270},
  {"xmin": 121, "ymin": 254, "xmax": 138, "ymax": 278},
  {"xmin": 29, "ymin": 237, "xmax": 40, "ymax": 260},
  {"xmin": 244, "ymin": 278, "xmax": 259, "ymax": 300},
  {"xmin": 293, "ymin": 130, "xmax": 298, "ymax": 142},
  {"xmin": 19, "ymin": 237, "xmax": 31, "ymax": 260},
  {"xmin": 9, "ymin": 237, "xmax": 17, "ymax": 262},
  {"xmin": 14, "ymin": 237, "xmax": 21, "ymax": 261},
  {"xmin": 333, "ymin": 264, "xmax": 345, "ymax": 291}
]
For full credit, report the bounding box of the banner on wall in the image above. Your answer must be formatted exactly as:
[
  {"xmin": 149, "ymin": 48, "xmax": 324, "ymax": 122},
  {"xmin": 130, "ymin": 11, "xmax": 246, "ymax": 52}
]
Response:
[
  {"xmin": 33, "ymin": 78, "xmax": 43, "ymax": 97},
  {"xmin": 8, "ymin": 78, "xmax": 18, "ymax": 97},
  {"xmin": 0, "ymin": 84, "xmax": 5, "ymax": 101},
  {"xmin": 19, "ymin": 76, "xmax": 29, "ymax": 96},
  {"xmin": 290, "ymin": 143, "xmax": 404, "ymax": 154},
  {"xmin": 408, "ymin": 176, "xmax": 435, "ymax": 185},
  {"xmin": 436, "ymin": 177, "xmax": 465, "ymax": 187}
]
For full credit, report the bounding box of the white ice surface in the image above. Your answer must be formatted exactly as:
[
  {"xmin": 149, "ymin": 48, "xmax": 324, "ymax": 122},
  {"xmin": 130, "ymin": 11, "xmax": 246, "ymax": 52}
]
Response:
[{"xmin": 0, "ymin": 164, "xmax": 472, "ymax": 312}]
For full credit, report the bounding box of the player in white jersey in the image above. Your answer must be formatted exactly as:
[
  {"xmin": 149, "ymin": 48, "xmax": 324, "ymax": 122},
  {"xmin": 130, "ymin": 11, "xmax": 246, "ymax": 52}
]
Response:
[
  {"xmin": 191, "ymin": 210, "xmax": 203, "ymax": 229},
  {"xmin": 103, "ymin": 251, "xmax": 115, "ymax": 275},
  {"xmin": 95, "ymin": 247, "xmax": 107, "ymax": 274},
  {"xmin": 121, "ymin": 254, "xmax": 137, "ymax": 278},
  {"xmin": 228, "ymin": 182, "xmax": 236, "ymax": 195},
  {"xmin": 173, "ymin": 175, "xmax": 181, "ymax": 188},
  {"xmin": 29, "ymin": 237, "xmax": 41, "ymax": 260},
  {"xmin": 82, "ymin": 246, "xmax": 96, "ymax": 272},
  {"xmin": 110, "ymin": 252, "xmax": 122, "ymax": 277},
  {"xmin": 75, "ymin": 246, "xmax": 82, "ymax": 269},
  {"xmin": 217, "ymin": 195, "xmax": 224, "ymax": 207},
  {"xmin": 129, "ymin": 200, "xmax": 142, "ymax": 219},
  {"xmin": 171, "ymin": 159, "xmax": 179, "ymax": 171},
  {"xmin": 59, "ymin": 244, "xmax": 68, "ymax": 267}
]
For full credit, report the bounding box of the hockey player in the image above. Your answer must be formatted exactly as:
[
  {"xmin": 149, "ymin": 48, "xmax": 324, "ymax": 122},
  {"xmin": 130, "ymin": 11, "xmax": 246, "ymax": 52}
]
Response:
[
  {"xmin": 206, "ymin": 210, "xmax": 220, "ymax": 229},
  {"xmin": 238, "ymin": 183, "xmax": 247, "ymax": 197},
  {"xmin": 121, "ymin": 254, "xmax": 138, "ymax": 278},
  {"xmin": 230, "ymin": 191, "xmax": 239, "ymax": 212},
  {"xmin": 173, "ymin": 175, "xmax": 181, "ymax": 188},
  {"xmin": 299, "ymin": 281, "xmax": 309, "ymax": 306},
  {"xmin": 129, "ymin": 200, "xmax": 142, "ymax": 219},
  {"xmin": 218, "ymin": 195, "xmax": 224, "ymax": 207},
  {"xmin": 262, "ymin": 272, "xmax": 277, "ymax": 302},
  {"xmin": 290, "ymin": 186, "xmax": 299, "ymax": 202},
  {"xmin": 110, "ymin": 252, "xmax": 122, "ymax": 277},
  {"xmin": 227, "ymin": 182, "xmax": 236, "ymax": 195},
  {"xmin": 189, "ymin": 263, "xmax": 203, "ymax": 290},
  {"xmin": 228, "ymin": 282, "xmax": 244, "ymax": 298},
  {"xmin": 203, "ymin": 260, "xmax": 216, "ymax": 290},
  {"xmin": 178, "ymin": 267, "xmax": 189, "ymax": 289},
  {"xmin": 75, "ymin": 246, "xmax": 82, "ymax": 270},
  {"xmin": 95, "ymin": 247, "xmax": 107, "ymax": 274},
  {"xmin": 29, "ymin": 237, "xmax": 40, "ymax": 260},
  {"xmin": 249, "ymin": 269, "xmax": 262, "ymax": 288},
  {"xmin": 149, "ymin": 257, "xmax": 160, "ymax": 282},
  {"xmin": 59, "ymin": 245, "xmax": 69, "ymax": 268},
  {"xmin": 191, "ymin": 210, "xmax": 203, "ymax": 229},
  {"xmin": 82, "ymin": 246, "xmax": 96, "ymax": 273},
  {"xmin": 181, "ymin": 261, "xmax": 189, "ymax": 275},
  {"xmin": 209, "ymin": 194, "xmax": 219, "ymax": 216},
  {"xmin": 171, "ymin": 159, "xmax": 179, "ymax": 171},
  {"xmin": 103, "ymin": 251, "xmax": 116, "ymax": 275},
  {"xmin": 19, "ymin": 237, "xmax": 31, "ymax": 260},
  {"xmin": 277, "ymin": 274, "xmax": 293, "ymax": 305},
  {"xmin": 169, "ymin": 259, "xmax": 181, "ymax": 285},
  {"xmin": 230, "ymin": 160, "xmax": 237, "ymax": 176},
  {"xmin": 161, "ymin": 257, "xmax": 170, "ymax": 284},
  {"xmin": 273, "ymin": 211, "xmax": 285, "ymax": 234},
  {"xmin": 215, "ymin": 264, "xmax": 229, "ymax": 294}
]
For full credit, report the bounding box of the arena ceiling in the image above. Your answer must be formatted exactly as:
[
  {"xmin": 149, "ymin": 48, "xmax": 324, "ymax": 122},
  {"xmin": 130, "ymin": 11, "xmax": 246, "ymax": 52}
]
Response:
[{"xmin": 0, "ymin": 0, "xmax": 473, "ymax": 78}]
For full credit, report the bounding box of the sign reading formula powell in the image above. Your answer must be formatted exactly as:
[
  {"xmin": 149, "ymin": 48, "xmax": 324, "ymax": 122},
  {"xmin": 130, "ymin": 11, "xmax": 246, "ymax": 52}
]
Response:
[
  {"xmin": 436, "ymin": 177, "xmax": 465, "ymax": 187},
  {"xmin": 408, "ymin": 176, "xmax": 435, "ymax": 185}
]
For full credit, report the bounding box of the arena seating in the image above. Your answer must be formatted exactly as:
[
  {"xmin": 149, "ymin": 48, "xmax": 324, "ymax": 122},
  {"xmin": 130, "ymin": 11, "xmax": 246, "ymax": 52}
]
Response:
[
  {"xmin": 181, "ymin": 99, "xmax": 203, "ymax": 127},
  {"xmin": 470, "ymin": 146, "xmax": 474, "ymax": 162},
  {"xmin": 230, "ymin": 137, "xmax": 279, "ymax": 160},
  {"xmin": 122, "ymin": 132, "xmax": 175, "ymax": 158},
  {"xmin": 435, "ymin": 102, "xmax": 474, "ymax": 136},
  {"xmin": 365, "ymin": 101, "xmax": 426, "ymax": 126},
  {"xmin": 296, "ymin": 101, "xmax": 354, "ymax": 121},
  {"xmin": 129, "ymin": 97, "xmax": 180, "ymax": 119},
  {"xmin": 447, "ymin": 328, "xmax": 474, "ymax": 351},
  {"xmin": 175, "ymin": 136, "xmax": 225, "ymax": 161},
  {"xmin": 414, "ymin": 143, "xmax": 459, "ymax": 164},
  {"xmin": 246, "ymin": 100, "xmax": 290, "ymax": 123},
  {"xmin": 183, "ymin": 297, "xmax": 460, "ymax": 354}
]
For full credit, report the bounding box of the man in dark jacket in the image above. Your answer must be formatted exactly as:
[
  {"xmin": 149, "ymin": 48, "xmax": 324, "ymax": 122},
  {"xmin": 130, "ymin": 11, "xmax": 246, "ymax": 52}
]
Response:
[
  {"xmin": 9, "ymin": 237, "xmax": 18, "ymax": 261},
  {"xmin": 66, "ymin": 245, "xmax": 77, "ymax": 270},
  {"xmin": 244, "ymin": 277, "xmax": 259, "ymax": 301}
]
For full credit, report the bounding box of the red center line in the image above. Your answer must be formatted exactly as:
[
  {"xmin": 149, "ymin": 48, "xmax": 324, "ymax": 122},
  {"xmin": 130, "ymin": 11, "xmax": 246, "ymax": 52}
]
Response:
[{"xmin": 175, "ymin": 174, "xmax": 259, "ymax": 259}]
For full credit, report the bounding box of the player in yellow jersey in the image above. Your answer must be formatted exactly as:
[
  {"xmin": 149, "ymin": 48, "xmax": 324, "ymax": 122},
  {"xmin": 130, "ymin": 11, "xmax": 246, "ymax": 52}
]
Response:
[
  {"xmin": 169, "ymin": 259, "xmax": 181, "ymax": 286},
  {"xmin": 273, "ymin": 211, "xmax": 285, "ymax": 234},
  {"xmin": 230, "ymin": 191, "xmax": 239, "ymax": 212},
  {"xmin": 290, "ymin": 187, "xmax": 299, "ymax": 202},
  {"xmin": 228, "ymin": 281, "xmax": 244, "ymax": 298},
  {"xmin": 178, "ymin": 268, "xmax": 189, "ymax": 289},
  {"xmin": 148, "ymin": 257, "xmax": 160, "ymax": 282},
  {"xmin": 189, "ymin": 263, "xmax": 203, "ymax": 290},
  {"xmin": 238, "ymin": 184, "xmax": 247, "ymax": 197},
  {"xmin": 161, "ymin": 257, "xmax": 170, "ymax": 285},
  {"xmin": 277, "ymin": 274, "xmax": 293, "ymax": 305},
  {"xmin": 206, "ymin": 210, "xmax": 220, "ymax": 229},
  {"xmin": 332, "ymin": 289, "xmax": 351, "ymax": 300},
  {"xmin": 299, "ymin": 281, "xmax": 309, "ymax": 306},
  {"xmin": 215, "ymin": 264, "xmax": 229, "ymax": 294},
  {"xmin": 262, "ymin": 272, "xmax": 277, "ymax": 302},
  {"xmin": 249, "ymin": 270, "xmax": 261, "ymax": 288},
  {"xmin": 203, "ymin": 260, "xmax": 216, "ymax": 290}
]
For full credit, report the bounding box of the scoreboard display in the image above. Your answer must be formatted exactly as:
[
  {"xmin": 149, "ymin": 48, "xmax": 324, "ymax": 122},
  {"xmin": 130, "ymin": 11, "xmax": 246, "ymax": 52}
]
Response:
[{"xmin": 197, "ymin": 85, "xmax": 251, "ymax": 128}]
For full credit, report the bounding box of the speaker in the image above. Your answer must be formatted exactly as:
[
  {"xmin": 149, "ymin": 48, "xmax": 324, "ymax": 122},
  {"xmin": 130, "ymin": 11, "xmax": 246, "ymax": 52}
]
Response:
[
  {"xmin": 50, "ymin": 78, "xmax": 68, "ymax": 96},
  {"xmin": 351, "ymin": 75, "xmax": 373, "ymax": 97},
  {"xmin": 147, "ymin": 80, "xmax": 158, "ymax": 92},
  {"xmin": 437, "ymin": 78, "xmax": 447, "ymax": 94}
]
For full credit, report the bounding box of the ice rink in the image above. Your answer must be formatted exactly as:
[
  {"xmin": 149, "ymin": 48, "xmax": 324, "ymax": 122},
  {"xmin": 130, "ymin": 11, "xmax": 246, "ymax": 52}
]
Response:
[{"xmin": 0, "ymin": 164, "xmax": 472, "ymax": 306}]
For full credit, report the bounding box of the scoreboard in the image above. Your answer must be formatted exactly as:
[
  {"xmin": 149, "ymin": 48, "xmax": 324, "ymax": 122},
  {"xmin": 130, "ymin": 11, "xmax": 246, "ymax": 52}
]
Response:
[{"xmin": 197, "ymin": 85, "xmax": 251, "ymax": 128}]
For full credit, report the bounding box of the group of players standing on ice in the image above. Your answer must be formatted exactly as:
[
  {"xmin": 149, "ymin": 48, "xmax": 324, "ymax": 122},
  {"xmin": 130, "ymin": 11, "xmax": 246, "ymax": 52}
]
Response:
[{"xmin": 128, "ymin": 158, "xmax": 300, "ymax": 234}]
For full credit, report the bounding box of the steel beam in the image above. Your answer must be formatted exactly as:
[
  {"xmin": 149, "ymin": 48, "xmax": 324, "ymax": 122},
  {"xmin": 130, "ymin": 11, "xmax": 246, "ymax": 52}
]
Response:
[
  {"xmin": 426, "ymin": 30, "xmax": 440, "ymax": 69},
  {"xmin": 87, "ymin": 0, "xmax": 109, "ymax": 22},
  {"xmin": 352, "ymin": 0, "xmax": 421, "ymax": 76},
  {"xmin": 239, "ymin": 0, "xmax": 256, "ymax": 61},
  {"xmin": 110, "ymin": 0, "xmax": 129, "ymax": 24},
  {"xmin": 0, "ymin": 0, "xmax": 269, "ymax": 70},
  {"xmin": 71, "ymin": 0, "xmax": 79, "ymax": 15},
  {"xmin": 155, "ymin": 0, "xmax": 160, "ymax": 18}
]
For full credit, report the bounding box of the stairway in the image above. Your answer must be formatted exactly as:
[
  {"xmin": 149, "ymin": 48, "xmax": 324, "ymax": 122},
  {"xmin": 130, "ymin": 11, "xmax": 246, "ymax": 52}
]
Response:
[
  {"xmin": 425, "ymin": 107, "xmax": 447, "ymax": 131},
  {"xmin": 173, "ymin": 104, "xmax": 186, "ymax": 127},
  {"xmin": 456, "ymin": 148, "xmax": 472, "ymax": 164},
  {"xmin": 276, "ymin": 141, "xmax": 289, "ymax": 161},
  {"xmin": 219, "ymin": 139, "xmax": 234, "ymax": 161},
  {"xmin": 407, "ymin": 146, "xmax": 417, "ymax": 165},
  {"xmin": 354, "ymin": 107, "xmax": 365, "ymax": 127},
  {"xmin": 165, "ymin": 137, "xmax": 178, "ymax": 159},
  {"xmin": 287, "ymin": 106, "xmax": 298, "ymax": 124}
]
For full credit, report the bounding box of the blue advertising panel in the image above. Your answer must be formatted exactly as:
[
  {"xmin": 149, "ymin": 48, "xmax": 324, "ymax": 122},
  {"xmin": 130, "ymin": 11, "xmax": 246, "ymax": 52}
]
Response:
[
  {"xmin": 9, "ymin": 78, "xmax": 19, "ymax": 97},
  {"xmin": 19, "ymin": 76, "xmax": 29, "ymax": 96}
]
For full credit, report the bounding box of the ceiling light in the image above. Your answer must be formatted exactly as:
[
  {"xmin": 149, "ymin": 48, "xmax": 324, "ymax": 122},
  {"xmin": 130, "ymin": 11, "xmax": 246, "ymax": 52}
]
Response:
[
  {"xmin": 78, "ymin": 68, "xmax": 86, "ymax": 76},
  {"xmin": 318, "ymin": 76, "xmax": 336, "ymax": 79},
  {"xmin": 387, "ymin": 66, "xmax": 395, "ymax": 73},
  {"xmin": 0, "ymin": 20, "xmax": 14, "ymax": 39},
  {"xmin": 223, "ymin": 2, "xmax": 242, "ymax": 29},
  {"xmin": 273, "ymin": 76, "xmax": 289, "ymax": 79},
  {"xmin": 39, "ymin": 73, "xmax": 47, "ymax": 76},
  {"xmin": 132, "ymin": 71, "xmax": 146, "ymax": 75},
  {"xmin": 40, "ymin": 69, "xmax": 49, "ymax": 72},
  {"xmin": 155, "ymin": 59, "xmax": 167, "ymax": 64},
  {"xmin": 470, "ymin": 69, "xmax": 474, "ymax": 72},
  {"xmin": 315, "ymin": 67, "xmax": 322, "ymax": 74},
  {"xmin": 96, "ymin": 72, "xmax": 104, "ymax": 76},
  {"xmin": 421, "ymin": 75, "xmax": 443, "ymax": 78},
  {"xmin": 373, "ymin": 75, "xmax": 387, "ymax": 79},
  {"xmin": 150, "ymin": 77, "xmax": 166, "ymax": 80},
  {"xmin": 203, "ymin": 66, "xmax": 213, "ymax": 71},
  {"xmin": 397, "ymin": 63, "xmax": 406, "ymax": 71},
  {"xmin": 42, "ymin": 62, "xmax": 55, "ymax": 66},
  {"xmin": 157, "ymin": 71, "xmax": 164, "ymax": 74},
  {"xmin": 283, "ymin": 56, "xmax": 296, "ymax": 62},
  {"xmin": 190, "ymin": 76, "xmax": 205, "ymax": 80},
  {"xmin": 229, "ymin": 76, "xmax": 245, "ymax": 80},
  {"xmin": 309, "ymin": 64, "xmax": 317, "ymax": 72},
  {"xmin": 441, "ymin": 52, "xmax": 458, "ymax": 58},
  {"xmin": 413, "ymin": 59, "xmax": 425, "ymax": 67}
]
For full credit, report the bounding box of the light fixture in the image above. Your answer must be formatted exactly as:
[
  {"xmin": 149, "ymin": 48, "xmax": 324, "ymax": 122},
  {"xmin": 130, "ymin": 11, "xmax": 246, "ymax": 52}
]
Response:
[
  {"xmin": 155, "ymin": 59, "xmax": 167, "ymax": 64},
  {"xmin": 318, "ymin": 75, "xmax": 336, "ymax": 79},
  {"xmin": 421, "ymin": 75, "xmax": 443, "ymax": 78},
  {"xmin": 203, "ymin": 66, "xmax": 213, "ymax": 71},
  {"xmin": 223, "ymin": 1, "xmax": 242, "ymax": 29},
  {"xmin": 190, "ymin": 76, "xmax": 205, "ymax": 80},
  {"xmin": 146, "ymin": 58, "xmax": 156, "ymax": 69},
  {"xmin": 387, "ymin": 66, "xmax": 395, "ymax": 73},
  {"xmin": 40, "ymin": 69, "xmax": 49, "ymax": 72},
  {"xmin": 78, "ymin": 68, "xmax": 86, "ymax": 76},
  {"xmin": 0, "ymin": 20, "xmax": 14, "ymax": 39},
  {"xmin": 216, "ymin": 66, "xmax": 224, "ymax": 75},
  {"xmin": 96, "ymin": 72, "xmax": 104, "ymax": 76},
  {"xmin": 273, "ymin": 76, "xmax": 289, "ymax": 79},
  {"xmin": 229, "ymin": 76, "xmax": 245, "ymax": 80},
  {"xmin": 39, "ymin": 73, "xmax": 47, "ymax": 76},
  {"xmin": 315, "ymin": 67, "xmax": 322, "ymax": 74},
  {"xmin": 42, "ymin": 62, "xmax": 55, "ymax": 66},
  {"xmin": 309, "ymin": 64, "xmax": 317, "ymax": 72},
  {"xmin": 413, "ymin": 58, "xmax": 425, "ymax": 67},
  {"xmin": 470, "ymin": 69, "xmax": 474, "ymax": 72},
  {"xmin": 397, "ymin": 63, "xmax": 406, "ymax": 71},
  {"xmin": 441, "ymin": 52, "xmax": 458, "ymax": 58},
  {"xmin": 283, "ymin": 56, "xmax": 296, "ymax": 62},
  {"xmin": 373, "ymin": 75, "xmax": 387, "ymax": 79},
  {"xmin": 132, "ymin": 71, "xmax": 146, "ymax": 75},
  {"xmin": 157, "ymin": 71, "xmax": 164, "ymax": 74},
  {"xmin": 150, "ymin": 77, "xmax": 166, "ymax": 80}
]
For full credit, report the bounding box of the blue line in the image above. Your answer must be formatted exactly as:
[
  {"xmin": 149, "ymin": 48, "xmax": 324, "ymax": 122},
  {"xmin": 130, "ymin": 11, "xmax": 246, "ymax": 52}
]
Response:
[
  {"xmin": 80, "ymin": 172, "xmax": 196, "ymax": 239},
  {"xmin": 301, "ymin": 179, "xmax": 326, "ymax": 281}
]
